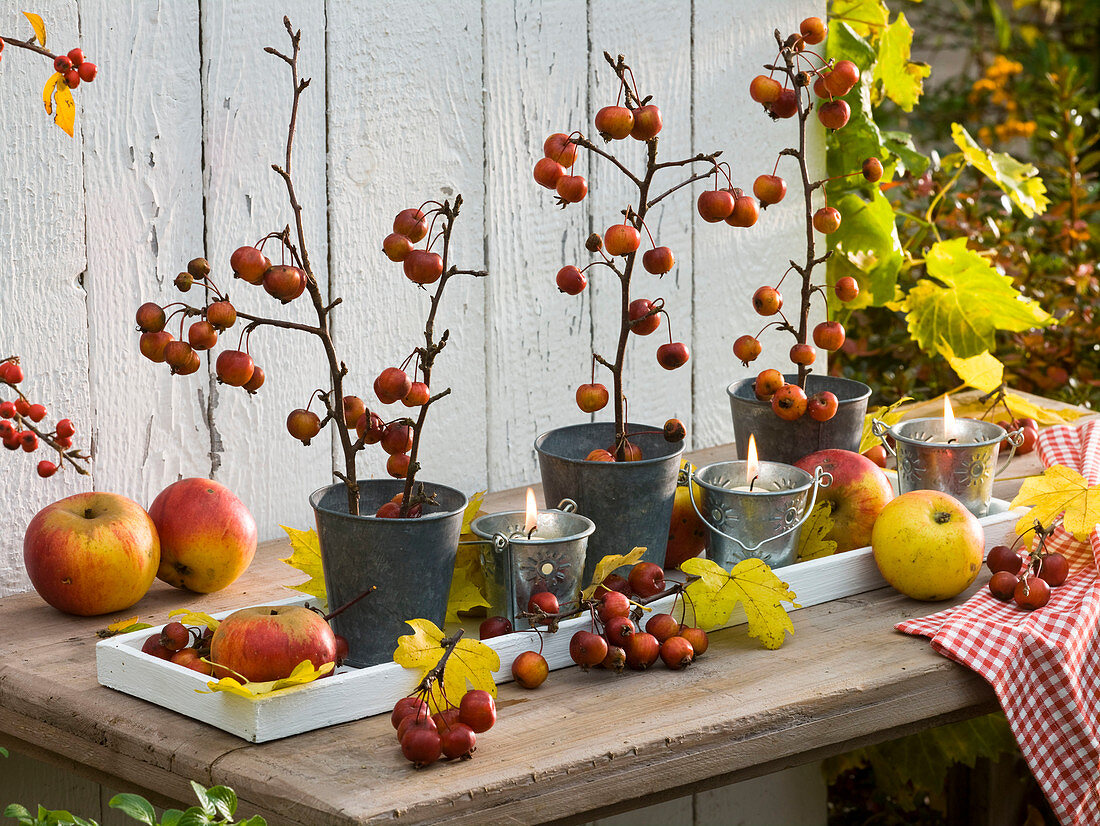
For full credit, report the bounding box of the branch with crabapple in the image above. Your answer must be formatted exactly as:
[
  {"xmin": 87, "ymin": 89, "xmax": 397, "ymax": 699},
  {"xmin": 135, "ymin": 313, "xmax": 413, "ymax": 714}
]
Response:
[
  {"xmin": 537, "ymin": 51, "xmax": 753, "ymax": 461},
  {"xmin": 734, "ymin": 17, "xmax": 885, "ymax": 424},
  {"xmin": 132, "ymin": 18, "xmax": 485, "ymax": 519},
  {"xmin": 0, "ymin": 356, "xmax": 89, "ymax": 478}
]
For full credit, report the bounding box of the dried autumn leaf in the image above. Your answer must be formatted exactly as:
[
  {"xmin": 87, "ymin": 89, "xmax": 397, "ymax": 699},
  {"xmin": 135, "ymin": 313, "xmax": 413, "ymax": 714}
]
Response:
[
  {"xmin": 446, "ymin": 540, "xmax": 490, "ymax": 623},
  {"xmin": 42, "ymin": 71, "xmax": 62, "ymax": 113},
  {"xmin": 52, "ymin": 82, "xmax": 75, "ymax": 137},
  {"xmin": 167, "ymin": 609, "xmax": 221, "ymax": 632},
  {"xmin": 461, "ymin": 490, "xmax": 485, "ymax": 533},
  {"xmin": 394, "ymin": 619, "xmax": 500, "ymax": 713},
  {"xmin": 580, "ymin": 546, "xmax": 647, "ymax": 601},
  {"xmin": 279, "ymin": 524, "xmax": 327, "ymax": 602},
  {"xmin": 860, "ymin": 396, "xmax": 912, "ymax": 453},
  {"xmin": 796, "ymin": 502, "xmax": 837, "ymax": 562},
  {"xmin": 678, "ymin": 557, "xmax": 798, "ymax": 650},
  {"xmin": 23, "ymin": 11, "xmax": 46, "ymax": 45},
  {"xmin": 1010, "ymin": 465, "xmax": 1100, "ymax": 543},
  {"xmin": 96, "ymin": 616, "xmax": 152, "ymax": 638},
  {"xmin": 200, "ymin": 659, "xmax": 333, "ymax": 699}
]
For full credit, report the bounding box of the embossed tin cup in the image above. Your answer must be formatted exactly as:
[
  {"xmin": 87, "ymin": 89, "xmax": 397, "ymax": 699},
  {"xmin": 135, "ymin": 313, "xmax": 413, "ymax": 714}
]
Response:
[
  {"xmin": 687, "ymin": 461, "xmax": 831, "ymax": 569},
  {"xmin": 873, "ymin": 417, "xmax": 1023, "ymax": 517},
  {"xmin": 470, "ymin": 501, "xmax": 595, "ymax": 630}
]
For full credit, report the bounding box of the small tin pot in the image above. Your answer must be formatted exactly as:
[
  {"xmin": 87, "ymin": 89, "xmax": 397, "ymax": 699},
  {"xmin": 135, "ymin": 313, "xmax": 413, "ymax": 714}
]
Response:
[
  {"xmin": 872, "ymin": 417, "xmax": 1023, "ymax": 517},
  {"xmin": 469, "ymin": 500, "xmax": 595, "ymax": 629},
  {"xmin": 686, "ymin": 461, "xmax": 831, "ymax": 569}
]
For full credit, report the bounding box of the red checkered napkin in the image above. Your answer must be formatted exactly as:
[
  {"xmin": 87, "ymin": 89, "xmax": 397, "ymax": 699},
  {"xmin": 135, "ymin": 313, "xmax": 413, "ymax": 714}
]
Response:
[{"xmin": 897, "ymin": 419, "xmax": 1100, "ymax": 825}]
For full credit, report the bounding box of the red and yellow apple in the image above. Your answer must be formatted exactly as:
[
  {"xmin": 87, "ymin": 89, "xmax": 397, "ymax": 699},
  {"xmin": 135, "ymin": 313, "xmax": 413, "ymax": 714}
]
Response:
[
  {"xmin": 871, "ymin": 490, "xmax": 984, "ymax": 601},
  {"xmin": 210, "ymin": 604, "xmax": 337, "ymax": 682},
  {"xmin": 664, "ymin": 462, "xmax": 708, "ymax": 570},
  {"xmin": 148, "ymin": 478, "xmax": 257, "ymax": 593},
  {"xmin": 793, "ymin": 448, "xmax": 894, "ymax": 553},
  {"xmin": 23, "ymin": 492, "xmax": 160, "ymax": 616}
]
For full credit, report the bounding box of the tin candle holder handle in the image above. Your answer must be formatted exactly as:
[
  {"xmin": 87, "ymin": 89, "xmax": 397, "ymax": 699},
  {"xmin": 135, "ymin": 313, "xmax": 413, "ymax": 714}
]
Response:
[
  {"xmin": 684, "ymin": 465, "xmax": 832, "ymax": 553},
  {"xmin": 872, "ymin": 418, "xmax": 1026, "ymax": 476}
]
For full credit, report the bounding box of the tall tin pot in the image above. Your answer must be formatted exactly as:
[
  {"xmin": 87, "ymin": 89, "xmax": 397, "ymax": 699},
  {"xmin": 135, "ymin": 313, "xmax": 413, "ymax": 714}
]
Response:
[
  {"xmin": 727, "ymin": 374, "xmax": 871, "ymax": 464},
  {"xmin": 535, "ymin": 422, "xmax": 684, "ymax": 584},
  {"xmin": 310, "ymin": 478, "xmax": 467, "ymax": 668}
]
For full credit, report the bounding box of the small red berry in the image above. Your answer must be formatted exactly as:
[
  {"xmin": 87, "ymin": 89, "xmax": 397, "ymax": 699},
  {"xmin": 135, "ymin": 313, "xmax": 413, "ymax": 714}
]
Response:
[{"xmin": 37, "ymin": 460, "xmax": 58, "ymax": 478}]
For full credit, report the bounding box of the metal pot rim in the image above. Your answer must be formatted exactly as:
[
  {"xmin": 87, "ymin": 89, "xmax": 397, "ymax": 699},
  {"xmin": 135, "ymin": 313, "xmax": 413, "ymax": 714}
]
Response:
[
  {"xmin": 694, "ymin": 460, "xmax": 815, "ymax": 495},
  {"xmin": 726, "ymin": 375, "xmax": 872, "ymax": 405},
  {"xmin": 533, "ymin": 421, "xmax": 685, "ymax": 466},
  {"xmin": 309, "ymin": 478, "xmax": 469, "ymax": 523},
  {"xmin": 886, "ymin": 416, "xmax": 1006, "ymax": 448}
]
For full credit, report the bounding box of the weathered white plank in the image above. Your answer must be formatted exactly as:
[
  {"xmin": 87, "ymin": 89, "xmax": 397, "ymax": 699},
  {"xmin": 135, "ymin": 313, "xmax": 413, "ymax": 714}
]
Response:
[
  {"xmin": 484, "ymin": 0, "xmax": 592, "ymax": 491},
  {"xmin": 587, "ymin": 2, "xmax": 694, "ymax": 445},
  {"xmin": 327, "ymin": 2, "xmax": 486, "ymax": 499},
  {"xmin": 0, "ymin": 1, "xmax": 92, "ymax": 596},
  {"xmin": 691, "ymin": 0, "xmax": 826, "ymax": 453},
  {"xmin": 81, "ymin": 0, "xmax": 211, "ymax": 513},
  {"xmin": 200, "ymin": 2, "xmax": 330, "ymax": 539}
]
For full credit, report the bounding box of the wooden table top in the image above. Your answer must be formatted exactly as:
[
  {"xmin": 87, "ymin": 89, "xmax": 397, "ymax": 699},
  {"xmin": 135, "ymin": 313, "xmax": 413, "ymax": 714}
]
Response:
[{"xmin": 0, "ymin": 438, "xmax": 1055, "ymax": 826}]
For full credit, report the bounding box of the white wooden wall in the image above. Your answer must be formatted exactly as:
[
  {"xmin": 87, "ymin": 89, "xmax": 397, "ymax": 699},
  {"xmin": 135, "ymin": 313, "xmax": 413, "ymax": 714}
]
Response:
[{"xmin": 0, "ymin": 0, "xmax": 822, "ymax": 597}]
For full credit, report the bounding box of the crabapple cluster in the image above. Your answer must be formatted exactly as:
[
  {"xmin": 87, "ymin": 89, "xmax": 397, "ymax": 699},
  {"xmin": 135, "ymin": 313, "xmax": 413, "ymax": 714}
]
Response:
[
  {"xmin": 52, "ymin": 47, "xmax": 97, "ymax": 88},
  {"xmin": 540, "ymin": 54, "xmax": 722, "ymax": 451},
  {"xmin": 0, "ymin": 356, "xmax": 86, "ymax": 477},
  {"xmin": 736, "ymin": 18, "xmax": 885, "ymax": 422},
  {"xmin": 997, "ymin": 416, "xmax": 1039, "ymax": 456},
  {"xmin": 986, "ymin": 536, "xmax": 1069, "ymax": 610},
  {"xmin": 391, "ymin": 689, "xmax": 496, "ymax": 769}
]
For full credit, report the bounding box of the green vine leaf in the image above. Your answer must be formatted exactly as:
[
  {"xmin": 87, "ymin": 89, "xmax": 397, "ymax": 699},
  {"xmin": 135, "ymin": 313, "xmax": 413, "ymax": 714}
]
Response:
[
  {"xmin": 871, "ymin": 12, "xmax": 930, "ymax": 112},
  {"xmin": 951, "ymin": 123, "xmax": 1050, "ymax": 218},
  {"xmin": 828, "ymin": 0, "xmax": 888, "ymax": 38},
  {"xmin": 900, "ymin": 238, "xmax": 1053, "ymax": 359},
  {"xmin": 828, "ymin": 189, "xmax": 904, "ymax": 313}
]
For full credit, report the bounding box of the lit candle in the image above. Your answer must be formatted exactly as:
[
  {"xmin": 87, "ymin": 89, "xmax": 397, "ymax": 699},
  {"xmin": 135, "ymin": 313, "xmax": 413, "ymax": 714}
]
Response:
[
  {"xmin": 731, "ymin": 434, "xmax": 773, "ymax": 491},
  {"xmin": 943, "ymin": 396, "xmax": 956, "ymax": 442},
  {"xmin": 524, "ymin": 487, "xmax": 538, "ymax": 537}
]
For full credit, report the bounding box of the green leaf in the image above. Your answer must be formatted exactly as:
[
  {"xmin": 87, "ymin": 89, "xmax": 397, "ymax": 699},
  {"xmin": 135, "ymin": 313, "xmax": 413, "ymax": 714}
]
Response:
[
  {"xmin": 173, "ymin": 810, "xmax": 211, "ymax": 826},
  {"xmin": 827, "ymin": 0, "xmax": 888, "ymax": 38},
  {"xmin": 188, "ymin": 782, "xmax": 215, "ymax": 819},
  {"xmin": 828, "ymin": 189, "xmax": 904, "ymax": 310},
  {"xmin": 237, "ymin": 818, "xmax": 267, "ymax": 826},
  {"xmin": 823, "ymin": 713, "xmax": 1017, "ymax": 813},
  {"xmin": 951, "ymin": 124, "xmax": 1050, "ymax": 218},
  {"xmin": 108, "ymin": 795, "xmax": 156, "ymax": 826},
  {"xmin": 871, "ymin": 13, "xmax": 929, "ymax": 111},
  {"xmin": 0, "ymin": 746, "xmax": 7, "ymax": 757},
  {"xmin": 900, "ymin": 238, "xmax": 1053, "ymax": 358},
  {"xmin": 204, "ymin": 786, "xmax": 237, "ymax": 821},
  {"xmin": 3, "ymin": 804, "xmax": 33, "ymax": 824},
  {"xmin": 160, "ymin": 810, "xmax": 184, "ymax": 826},
  {"xmin": 881, "ymin": 129, "xmax": 929, "ymax": 178}
]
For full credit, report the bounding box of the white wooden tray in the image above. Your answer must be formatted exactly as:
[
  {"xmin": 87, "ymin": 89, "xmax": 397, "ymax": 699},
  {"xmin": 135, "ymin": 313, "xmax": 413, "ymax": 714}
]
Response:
[{"xmin": 97, "ymin": 499, "xmax": 1025, "ymax": 742}]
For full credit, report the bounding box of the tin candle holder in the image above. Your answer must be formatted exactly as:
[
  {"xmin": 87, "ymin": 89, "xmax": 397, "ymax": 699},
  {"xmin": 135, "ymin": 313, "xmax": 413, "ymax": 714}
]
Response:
[
  {"xmin": 872, "ymin": 417, "xmax": 1023, "ymax": 517},
  {"xmin": 686, "ymin": 461, "xmax": 831, "ymax": 569},
  {"xmin": 469, "ymin": 500, "xmax": 595, "ymax": 630}
]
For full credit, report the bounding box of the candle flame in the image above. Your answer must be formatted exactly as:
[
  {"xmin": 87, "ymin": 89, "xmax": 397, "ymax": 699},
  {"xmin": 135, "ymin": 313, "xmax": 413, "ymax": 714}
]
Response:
[
  {"xmin": 943, "ymin": 396, "xmax": 956, "ymax": 439},
  {"xmin": 524, "ymin": 488, "xmax": 538, "ymax": 535},
  {"xmin": 746, "ymin": 434, "xmax": 759, "ymax": 487}
]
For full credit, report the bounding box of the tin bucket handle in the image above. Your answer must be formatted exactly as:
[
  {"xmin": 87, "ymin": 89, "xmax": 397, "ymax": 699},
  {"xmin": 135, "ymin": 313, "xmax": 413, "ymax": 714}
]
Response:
[
  {"xmin": 871, "ymin": 418, "xmax": 896, "ymax": 457},
  {"xmin": 554, "ymin": 498, "xmax": 578, "ymax": 513},
  {"xmin": 997, "ymin": 427, "xmax": 1025, "ymax": 475},
  {"xmin": 686, "ymin": 465, "xmax": 832, "ymax": 553}
]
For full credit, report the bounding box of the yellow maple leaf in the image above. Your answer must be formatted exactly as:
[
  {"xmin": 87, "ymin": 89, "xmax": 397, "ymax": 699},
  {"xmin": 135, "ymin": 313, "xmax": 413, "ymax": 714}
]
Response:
[
  {"xmin": 446, "ymin": 539, "xmax": 490, "ymax": 623},
  {"xmin": 1010, "ymin": 465, "xmax": 1100, "ymax": 542},
  {"xmin": 199, "ymin": 660, "xmax": 333, "ymax": 699},
  {"xmin": 860, "ymin": 397, "xmax": 912, "ymax": 453},
  {"xmin": 580, "ymin": 546, "xmax": 647, "ymax": 601},
  {"xmin": 279, "ymin": 525, "xmax": 327, "ymax": 601},
  {"xmin": 393, "ymin": 619, "xmax": 499, "ymax": 713},
  {"xmin": 943, "ymin": 347, "xmax": 1004, "ymax": 394},
  {"xmin": 795, "ymin": 502, "xmax": 837, "ymax": 562},
  {"xmin": 678, "ymin": 557, "xmax": 798, "ymax": 650},
  {"xmin": 167, "ymin": 609, "xmax": 221, "ymax": 631},
  {"xmin": 23, "ymin": 11, "xmax": 46, "ymax": 45},
  {"xmin": 461, "ymin": 491, "xmax": 485, "ymax": 533}
]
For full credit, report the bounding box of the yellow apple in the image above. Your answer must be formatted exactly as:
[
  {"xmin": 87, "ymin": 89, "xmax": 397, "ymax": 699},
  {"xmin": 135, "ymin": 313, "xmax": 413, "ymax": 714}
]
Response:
[
  {"xmin": 871, "ymin": 490, "xmax": 984, "ymax": 601},
  {"xmin": 23, "ymin": 492, "xmax": 160, "ymax": 616}
]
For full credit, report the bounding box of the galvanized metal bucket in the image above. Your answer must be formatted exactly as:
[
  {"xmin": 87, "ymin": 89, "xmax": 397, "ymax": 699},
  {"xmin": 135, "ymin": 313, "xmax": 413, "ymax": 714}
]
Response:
[
  {"xmin": 310, "ymin": 479, "xmax": 467, "ymax": 668},
  {"xmin": 872, "ymin": 417, "xmax": 1023, "ymax": 517},
  {"xmin": 688, "ymin": 461, "xmax": 831, "ymax": 569},
  {"xmin": 469, "ymin": 500, "xmax": 594, "ymax": 629},
  {"xmin": 727, "ymin": 375, "xmax": 870, "ymax": 464},
  {"xmin": 535, "ymin": 422, "xmax": 684, "ymax": 584}
]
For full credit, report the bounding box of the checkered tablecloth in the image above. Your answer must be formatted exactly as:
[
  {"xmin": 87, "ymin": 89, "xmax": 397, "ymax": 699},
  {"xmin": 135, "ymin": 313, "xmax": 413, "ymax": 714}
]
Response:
[{"xmin": 896, "ymin": 419, "xmax": 1100, "ymax": 825}]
